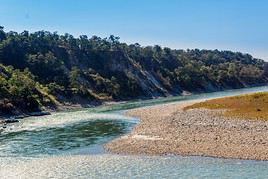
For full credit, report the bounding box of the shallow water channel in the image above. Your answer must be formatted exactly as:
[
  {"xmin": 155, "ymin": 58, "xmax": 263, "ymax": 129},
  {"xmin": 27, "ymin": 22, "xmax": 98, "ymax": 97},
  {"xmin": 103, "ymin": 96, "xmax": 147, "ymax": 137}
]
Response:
[{"xmin": 1, "ymin": 85, "xmax": 268, "ymax": 178}]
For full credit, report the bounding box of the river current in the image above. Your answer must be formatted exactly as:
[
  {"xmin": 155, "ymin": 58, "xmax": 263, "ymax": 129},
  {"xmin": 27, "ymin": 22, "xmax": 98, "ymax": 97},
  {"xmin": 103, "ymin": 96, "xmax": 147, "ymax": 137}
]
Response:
[{"xmin": 1, "ymin": 86, "xmax": 268, "ymax": 178}]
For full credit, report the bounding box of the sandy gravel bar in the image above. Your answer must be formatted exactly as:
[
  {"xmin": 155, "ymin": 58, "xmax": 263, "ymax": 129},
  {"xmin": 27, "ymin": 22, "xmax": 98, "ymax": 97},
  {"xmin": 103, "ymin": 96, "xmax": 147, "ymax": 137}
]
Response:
[{"xmin": 105, "ymin": 100, "xmax": 268, "ymax": 160}]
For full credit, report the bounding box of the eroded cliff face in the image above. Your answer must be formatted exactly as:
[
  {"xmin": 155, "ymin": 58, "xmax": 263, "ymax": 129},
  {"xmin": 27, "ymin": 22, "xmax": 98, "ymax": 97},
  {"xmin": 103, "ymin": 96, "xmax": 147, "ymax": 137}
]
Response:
[
  {"xmin": 72, "ymin": 50, "xmax": 265, "ymax": 100},
  {"xmin": 1, "ymin": 28, "xmax": 268, "ymax": 114},
  {"xmin": 106, "ymin": 51, "xmax": 169, "ymax": 97},
  {"xmin": 73, "ymin": 50, "xmax": 171, "ymax": 99}
]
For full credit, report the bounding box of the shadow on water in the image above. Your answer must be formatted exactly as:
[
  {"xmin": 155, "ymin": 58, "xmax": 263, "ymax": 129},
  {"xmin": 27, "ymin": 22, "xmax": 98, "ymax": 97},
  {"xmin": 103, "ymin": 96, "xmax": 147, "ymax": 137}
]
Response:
[{"xmin": 0, "ymin": 119, "xmax": 136, "ymax": 157}]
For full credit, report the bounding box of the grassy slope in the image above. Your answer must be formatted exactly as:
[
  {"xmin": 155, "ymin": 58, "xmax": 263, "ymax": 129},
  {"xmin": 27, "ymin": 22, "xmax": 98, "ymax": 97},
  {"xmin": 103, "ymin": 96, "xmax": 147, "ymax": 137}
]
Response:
[{"xmin": 185, "ymin": 92, "xmax": 268, "ymax": 120}]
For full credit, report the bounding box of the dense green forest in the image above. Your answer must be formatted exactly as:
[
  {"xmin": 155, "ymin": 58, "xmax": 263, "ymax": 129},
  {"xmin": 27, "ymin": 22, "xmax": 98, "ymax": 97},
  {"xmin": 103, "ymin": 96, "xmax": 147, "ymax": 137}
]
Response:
[{"xmin": 0, "ymin": 26, "xmax": 268, "ymax": 115}]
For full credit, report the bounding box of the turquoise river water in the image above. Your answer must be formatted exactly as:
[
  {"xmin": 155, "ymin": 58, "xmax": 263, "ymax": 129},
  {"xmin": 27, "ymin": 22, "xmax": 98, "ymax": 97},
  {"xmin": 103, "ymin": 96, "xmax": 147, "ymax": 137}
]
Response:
[{"xmin": 1, "ymin": 86, "xmax": 268, "ymax": 178}]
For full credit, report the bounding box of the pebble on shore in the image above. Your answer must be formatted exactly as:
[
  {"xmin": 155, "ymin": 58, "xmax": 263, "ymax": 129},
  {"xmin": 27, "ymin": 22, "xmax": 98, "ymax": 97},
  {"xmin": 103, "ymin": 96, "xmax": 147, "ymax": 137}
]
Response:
[{"xmin": 105, "ymin": 100, "xmax": 268, "ymax": 160}]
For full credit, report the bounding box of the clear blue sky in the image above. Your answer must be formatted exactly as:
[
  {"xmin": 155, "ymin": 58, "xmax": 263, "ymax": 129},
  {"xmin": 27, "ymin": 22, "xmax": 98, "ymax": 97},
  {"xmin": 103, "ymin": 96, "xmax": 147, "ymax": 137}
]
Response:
[{"xmin": 1, "ymin": 0, "xmax": 267, "ymax": 60}]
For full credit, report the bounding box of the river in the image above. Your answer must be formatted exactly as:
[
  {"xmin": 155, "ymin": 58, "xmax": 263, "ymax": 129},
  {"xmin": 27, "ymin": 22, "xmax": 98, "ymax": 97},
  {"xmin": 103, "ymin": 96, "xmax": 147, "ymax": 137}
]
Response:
[{"xmin": 1, "ymin": 86, "xmax": 268, "ymax": 178}]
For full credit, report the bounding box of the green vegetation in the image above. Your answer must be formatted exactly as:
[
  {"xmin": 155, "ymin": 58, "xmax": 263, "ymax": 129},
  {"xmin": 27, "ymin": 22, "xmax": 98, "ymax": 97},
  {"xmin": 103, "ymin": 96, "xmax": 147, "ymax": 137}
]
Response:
[
  {"xmin": 185, "ymin": 92, "xmax": 268, "ymax": 120},
  {"xmin": 0, "ymin": 26, "xmax": 268, "ymax": 114},
  {"xmin": 0, "ymin": 64, "xmax": 57, "ymax": 114}
]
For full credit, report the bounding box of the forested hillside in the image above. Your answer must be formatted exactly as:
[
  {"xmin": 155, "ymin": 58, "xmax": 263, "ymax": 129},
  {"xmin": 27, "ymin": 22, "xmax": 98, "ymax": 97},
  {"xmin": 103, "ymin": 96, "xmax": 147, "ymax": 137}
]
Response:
[{"xmin": 0, "ymin": 26, "xmax": 268, "ymax": 114}]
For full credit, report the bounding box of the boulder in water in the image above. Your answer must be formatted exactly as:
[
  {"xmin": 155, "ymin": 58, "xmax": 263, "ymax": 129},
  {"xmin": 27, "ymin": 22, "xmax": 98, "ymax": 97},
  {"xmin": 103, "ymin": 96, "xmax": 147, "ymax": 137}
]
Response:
[
  {"xmin": 29, "ymin": 111, "xmax": 51, "ymax": 116},
  {"xmin": 4, "ymin": 118, "xmax": 19, "ymax": 123}
]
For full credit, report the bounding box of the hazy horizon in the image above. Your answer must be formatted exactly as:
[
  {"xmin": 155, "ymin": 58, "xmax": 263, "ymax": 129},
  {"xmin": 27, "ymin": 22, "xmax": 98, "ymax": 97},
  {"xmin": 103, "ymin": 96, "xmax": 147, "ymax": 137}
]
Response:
[{"xmin": 1, "ymin": 0, "xmax": 267, "ymax": 60}]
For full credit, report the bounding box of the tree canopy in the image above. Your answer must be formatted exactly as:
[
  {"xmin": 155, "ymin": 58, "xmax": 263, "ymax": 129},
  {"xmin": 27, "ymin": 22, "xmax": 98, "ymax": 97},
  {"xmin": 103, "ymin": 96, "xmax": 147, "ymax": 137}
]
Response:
[{"xmin": 0, "ymin": 27, "xmax": 267, "ymax": 113}]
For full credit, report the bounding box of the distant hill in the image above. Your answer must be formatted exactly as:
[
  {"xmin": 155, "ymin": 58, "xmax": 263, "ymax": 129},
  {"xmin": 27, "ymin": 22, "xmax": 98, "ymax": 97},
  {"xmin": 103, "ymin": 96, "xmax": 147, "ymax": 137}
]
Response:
[{"xmin": 0, "ymin": 26, "xmax": 268, "ymax": 115}]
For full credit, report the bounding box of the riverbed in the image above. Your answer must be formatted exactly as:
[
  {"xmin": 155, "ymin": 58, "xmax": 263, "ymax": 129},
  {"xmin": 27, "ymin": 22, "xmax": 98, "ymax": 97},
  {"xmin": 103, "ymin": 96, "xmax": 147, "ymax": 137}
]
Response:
[{"xmin": 1, "ymin": 86, "xmax": 268, "ymax": 178}]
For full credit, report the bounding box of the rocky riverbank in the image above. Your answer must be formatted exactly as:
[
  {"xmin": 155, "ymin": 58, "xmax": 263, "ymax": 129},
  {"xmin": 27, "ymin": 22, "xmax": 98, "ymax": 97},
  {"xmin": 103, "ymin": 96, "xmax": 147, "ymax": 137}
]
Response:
[
  {"xmin": 0, "ymin": 111, "xmax": 51, "ymax": 131},
  {"xmin": 106, "ymin": 100, "xmax": 268, "ymax": 160}
]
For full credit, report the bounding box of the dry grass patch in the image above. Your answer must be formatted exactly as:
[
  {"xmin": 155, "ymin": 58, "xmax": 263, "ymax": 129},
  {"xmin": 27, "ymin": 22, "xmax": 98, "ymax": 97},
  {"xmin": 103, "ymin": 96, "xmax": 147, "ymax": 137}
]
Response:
[{"xmin": 184, "ymin": 92, "xmax": 268, "ymax": 120}]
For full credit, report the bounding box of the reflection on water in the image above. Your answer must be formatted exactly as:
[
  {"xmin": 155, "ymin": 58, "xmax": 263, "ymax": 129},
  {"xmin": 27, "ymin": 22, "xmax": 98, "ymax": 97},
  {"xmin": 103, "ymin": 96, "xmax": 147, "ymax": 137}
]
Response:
[{"xmin": 0, "ymin": 119, "xmax": 136, "ymax": 157}]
